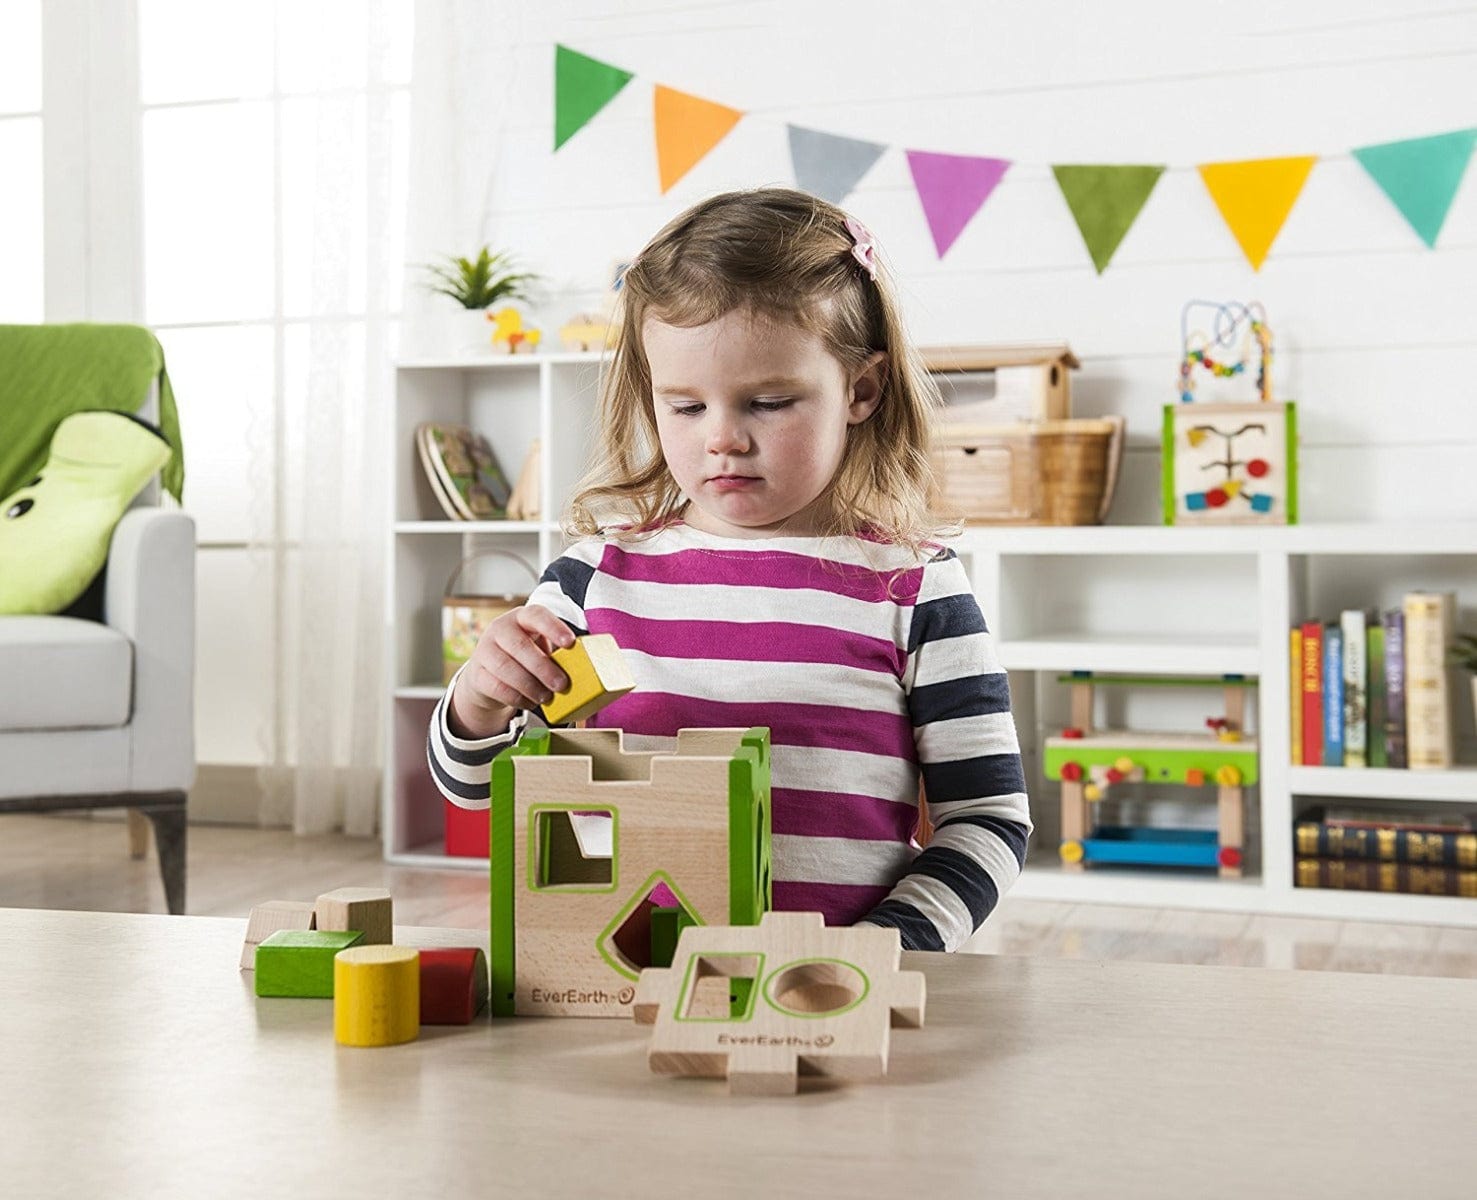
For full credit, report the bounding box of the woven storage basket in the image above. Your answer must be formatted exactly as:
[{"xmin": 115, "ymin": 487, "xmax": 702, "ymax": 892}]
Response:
[
  {"xmin": 931, "ymin": 416, "xmax": 1125, "ymax": 525},
  {"xmin": 441, "ymin": 550, "xmax": 540, "ymax": 685}
]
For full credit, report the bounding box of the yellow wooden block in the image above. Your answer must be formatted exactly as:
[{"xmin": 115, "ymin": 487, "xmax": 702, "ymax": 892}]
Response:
[
  {"xmin": 334, "ymin": 946, "xmax": 420, "ymax": 1047},
  {"xmin": 542, "ymin": 634, "xmax": 635, "ymax": 725}
]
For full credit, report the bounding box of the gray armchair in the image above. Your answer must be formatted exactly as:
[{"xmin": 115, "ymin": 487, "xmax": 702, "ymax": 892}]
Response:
[{"xmin": 0, "ymin": 505, "xmax": 195, "ymax": 913}]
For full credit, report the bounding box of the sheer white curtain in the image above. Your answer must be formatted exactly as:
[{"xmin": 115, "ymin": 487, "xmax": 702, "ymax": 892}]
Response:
[{"xmin": 252, "ymin": 2, "xmax": 405, "ymax": 836}]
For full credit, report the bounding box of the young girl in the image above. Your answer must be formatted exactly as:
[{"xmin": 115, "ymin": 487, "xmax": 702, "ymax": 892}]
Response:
[{"xmin": 428, "ymin": 187, "xmax": 1030, "ymax": 952}]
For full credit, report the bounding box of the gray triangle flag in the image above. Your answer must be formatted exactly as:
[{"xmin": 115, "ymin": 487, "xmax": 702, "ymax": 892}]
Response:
[{"xmin": 787, "ymin": 125, "xmax": 888, "ymax": 205}]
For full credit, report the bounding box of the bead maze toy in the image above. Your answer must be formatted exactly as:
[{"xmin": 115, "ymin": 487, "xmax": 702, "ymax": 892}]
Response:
[
  {"xmin": 489, "ymin": 724, "xmax": 772, "ymax": 1018},
  {"xmin": 1163, "ymin": 300, "xmax": 1297, "ymax": 525},
  {"xmin": 632, "ymin": 911, "xmax": 925, "ymax": 1095},
  {"xmin": 1044, "ymin": 673, "xmax": 1259, "ymax": 878}
]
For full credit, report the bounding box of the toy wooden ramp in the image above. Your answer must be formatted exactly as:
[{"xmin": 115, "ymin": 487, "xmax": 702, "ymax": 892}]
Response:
[{"xmin": 632, "ymin": 912, "xmax": 926, "ymax": 1095}]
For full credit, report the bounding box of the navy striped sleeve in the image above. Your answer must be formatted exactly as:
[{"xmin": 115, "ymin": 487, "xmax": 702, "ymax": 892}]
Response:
[{"xmin": 860, "ymin": 549, "xmax": 1032, "ymax": 951}]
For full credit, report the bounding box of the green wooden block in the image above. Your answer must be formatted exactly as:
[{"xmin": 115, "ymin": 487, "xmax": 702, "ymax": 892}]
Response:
[
  {"xmin": 649, "ymin": 905, "xmax": 697, "ymax": 969},
  {"xmin": 254, "ymin": 929, "xmax": 364, "ymax": 997}
]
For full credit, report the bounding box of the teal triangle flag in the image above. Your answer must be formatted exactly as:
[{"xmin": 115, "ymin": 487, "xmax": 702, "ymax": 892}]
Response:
[
  {"xmin": 554, "ymin": 45, "xmax": 634, "ymax": 151},
  {"xmin": 787, "ymin": 125, "xmax": 888, "ymax": 205},
  {"xmin": 1352, "ymin": 128, "xmax": 1477, "ymax": 248}
]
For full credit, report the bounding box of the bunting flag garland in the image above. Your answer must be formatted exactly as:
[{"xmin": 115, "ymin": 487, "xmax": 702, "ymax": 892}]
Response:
[
  {"xmin": 1352, "ymin": 128, "xmax": 1477, "ymax": 248},
  {"xmin": 787, "ymin": 126, "xmax": 888, "ymax": 206},
  {"xmin": 552, "ymin": 45, "xmax": 1474, "ymax": 272},
  {"xmin": 906, "ymin": 150, "xmax": 1011, "ymax": 257},
  {"xmin": 653, "ymin": 85, "xmax": 744, "ymax": 193},
  {"xmin": 553, "ymin": 46, "xmax": 634, "ymax": 151},
  {"xmin": 1051, "ymin": 164, "xmax": 1166, "ymax": 273},
  {"xmin": 1197, "ymin": 155, "xmax": 1318, "ymax": 271}
]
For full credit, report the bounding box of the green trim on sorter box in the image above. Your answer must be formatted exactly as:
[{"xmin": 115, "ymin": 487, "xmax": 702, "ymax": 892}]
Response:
[
  {"xmin": 1044, "ymin": 743, "xmax": 1259, "ymax": 786},
  {"xmin": 728, "ymin": 728, "xmax": 773, "ymax": 927},
  {"xmin": 254, "ymin": 929, "xmax": 364, "ymax": 998},
  {"xmin": 489, "ymin": 728, "xmax": 552, "ymax": 1018}
]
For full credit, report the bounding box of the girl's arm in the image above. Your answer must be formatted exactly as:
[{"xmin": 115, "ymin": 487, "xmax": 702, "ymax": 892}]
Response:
[
  {"xmin": 425, "ymin": 543, "xmax": 600, "ymax": 809},
  {"xmin": 862, "ymin": 549, "xmax": 1033, "ymax": 951}
]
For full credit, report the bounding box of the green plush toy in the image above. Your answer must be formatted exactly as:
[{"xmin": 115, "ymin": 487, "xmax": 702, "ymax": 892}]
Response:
[{"xmin": 0, "ymin": 410, "xmax": 173, "ymax": 615}]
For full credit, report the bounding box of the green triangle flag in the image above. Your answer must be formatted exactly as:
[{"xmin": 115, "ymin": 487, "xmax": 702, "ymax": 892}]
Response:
[
  {"xmin": 1352, "ymin": 128, "xmax": 1477, "ymax": 248},
  {"xmin": 1051, "ymin": 164, "xmax": 1166, "ymax": 273},
  {"xmin": 554, "ymin": 45, "xmax": 634, "ymax": 151}
]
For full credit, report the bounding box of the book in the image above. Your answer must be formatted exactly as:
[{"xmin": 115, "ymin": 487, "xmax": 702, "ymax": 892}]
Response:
[
  {"xmin": 1340, "ymin": 609, "xmax": 1368, "ymax": 768},
  {"xmin": 1323, "ymin": 621, "xmax": 1344, "ymax": 768},
  {"xmin": 1294, "ymin": 856, "xmax": 1477, "ymax": 897},
  {"xmin": 1294, "ymin": 811, "xmax": 1477, "ymax": 869},
  {"xmin": 1404, "ymin": 590, "xmax": 1456, "ymax": 770},
  {"xmin": 1299, "ymin": 620, "xmax": 1323, "ymax": 766},
  {"xmin": 415, "ymin": 422, "xmax": 512, "ymax": 521},
  {"xmin": 1317, "ymin": 804, "xmax": 1477, "ymax": 833},
  {"xmin": 1383, "ymin": 607, "xmax": 1408, "ymax": 769},
  {"xmin": 1289, "ymin": 626, "xmax": 1303, "ymax": 766},
  {"xmin": 1367, "ymin": 620, "xmax": 1387, "ymax": 768}
]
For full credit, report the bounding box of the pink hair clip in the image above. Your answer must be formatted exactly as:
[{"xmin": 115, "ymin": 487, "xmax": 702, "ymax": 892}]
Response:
[{"xmin": 844, "ymin": 214, "xmax": 878, "ymax": 281}]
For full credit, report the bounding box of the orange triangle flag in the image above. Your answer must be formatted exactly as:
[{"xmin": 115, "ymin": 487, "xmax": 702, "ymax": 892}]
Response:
[
  {"xmin": 654, "ymin": 85, "xmax": 743, "ymax": 193},
  {"xmin": 1197, "ymin": 156, "xmax": 1317, "ymax": 270}
]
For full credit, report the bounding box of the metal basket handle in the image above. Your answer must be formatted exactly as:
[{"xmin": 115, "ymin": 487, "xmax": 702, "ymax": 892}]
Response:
[{"xmin": 444, "ymin": 549, "xmax": 541, "ymax": 599}]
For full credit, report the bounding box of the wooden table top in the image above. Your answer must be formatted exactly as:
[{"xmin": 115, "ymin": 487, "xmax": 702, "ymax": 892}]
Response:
[{"xmin": 2, "ymin": 906, "xmax": 1474, "ymax": 1198}]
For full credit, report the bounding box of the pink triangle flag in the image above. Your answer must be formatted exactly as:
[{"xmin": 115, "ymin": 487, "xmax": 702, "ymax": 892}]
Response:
[{"xmin": 905, "ymin": 150, "xmax": 1011, "ymax": 257}]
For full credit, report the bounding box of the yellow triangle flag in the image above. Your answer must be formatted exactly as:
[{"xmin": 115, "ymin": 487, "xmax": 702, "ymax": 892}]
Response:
[
  {"xmin": 1197, "ymin": 156, "xmax": 1317, "ymax": 270},
  {"xmin": 654, "ymin": 85, "xmax": 743, "ymax": 193}
]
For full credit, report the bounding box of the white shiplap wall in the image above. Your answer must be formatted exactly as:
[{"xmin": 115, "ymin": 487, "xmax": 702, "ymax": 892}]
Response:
[{"xmin": 445, "ymin": 0, "xmax": 1477, "ymax": 525}]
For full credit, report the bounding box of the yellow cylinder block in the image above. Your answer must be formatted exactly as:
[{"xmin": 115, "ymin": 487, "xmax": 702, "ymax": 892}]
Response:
[{"xmin": 334, "ymin": 945, "xmax": 421, "ymax": 1047}]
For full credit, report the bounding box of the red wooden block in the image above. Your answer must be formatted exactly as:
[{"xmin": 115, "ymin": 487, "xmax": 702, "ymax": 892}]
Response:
[
  {"xmin": 420, "ymin": 947, "xmax": 490, "ymax": 1024},
  {"xmin": 445, "ymin": 801, "xmax": 489, "ymax": 858}
]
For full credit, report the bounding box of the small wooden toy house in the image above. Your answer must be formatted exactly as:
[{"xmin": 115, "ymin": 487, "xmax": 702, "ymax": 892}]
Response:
[
  {"xmin": 923, "ymin": 343, "xmax": 1080, "ymax": 423},
  {"xmin": 489, "ymin": 725, "xmax": 772, "ymax": 1018}
]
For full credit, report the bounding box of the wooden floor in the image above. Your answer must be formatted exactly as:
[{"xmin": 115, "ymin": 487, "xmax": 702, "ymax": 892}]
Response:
[{"xmin": 7, "ymin": 812, "xmax": 1477, "ymax": 979}]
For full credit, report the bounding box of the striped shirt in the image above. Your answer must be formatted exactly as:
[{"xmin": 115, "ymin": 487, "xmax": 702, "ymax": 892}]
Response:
[{"xmin": 427, "ymin": 521, "xmax": 1031, "ymax": 952}]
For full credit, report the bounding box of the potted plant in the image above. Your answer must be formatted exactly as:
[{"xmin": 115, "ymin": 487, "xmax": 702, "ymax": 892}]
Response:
[{"xmin": 422, "ymin": 247, "xmax": 540, "ymax": 352}]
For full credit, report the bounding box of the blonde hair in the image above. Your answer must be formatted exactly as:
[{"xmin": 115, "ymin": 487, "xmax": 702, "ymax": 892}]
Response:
[{"xmin": 566, "ymin": 187, "xmax": 949, "ymax": 556}]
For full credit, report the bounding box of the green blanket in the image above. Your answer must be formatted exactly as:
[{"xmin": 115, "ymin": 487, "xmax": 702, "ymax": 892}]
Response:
[{"xmin": 0, "ymin": 323, "xmax": 184, "ymax": 502}]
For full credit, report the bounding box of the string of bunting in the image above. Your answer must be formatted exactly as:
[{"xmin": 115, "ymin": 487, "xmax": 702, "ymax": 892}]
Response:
[{"xmin": 553, "ymin": 44, "xmax": 1476, "ymax": 273}]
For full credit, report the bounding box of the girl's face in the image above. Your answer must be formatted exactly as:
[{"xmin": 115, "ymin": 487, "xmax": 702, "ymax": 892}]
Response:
[{"xmin": 644, "ymin": 308, "xmax": 884, "ymax": 538}]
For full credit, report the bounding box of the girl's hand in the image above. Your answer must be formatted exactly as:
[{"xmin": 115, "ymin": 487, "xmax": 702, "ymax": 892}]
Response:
[{"xmin": 448, "ymin": 605, "xmax": 576, "ymax": 739}]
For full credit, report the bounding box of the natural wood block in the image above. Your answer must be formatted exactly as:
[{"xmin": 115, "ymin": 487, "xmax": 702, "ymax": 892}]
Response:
[
  {"xmin": 254, "ymin": 929, "xmax": 364, "ymax": 998},
  {"xmin": 315, "ymin": 887, "xmax": 393, "ymax": 945},
  {"xmin": 419, "ymin": 947, "xmax": 489, "ymax": 1024},
  {"xmin": 541, "ymin": 634, "xmax": 635, "ymax": 726},
  {"xmin": 334, "ymin": 945, "xmax": 421, "ymax": 1047},
  {"xmin": 240, "ymin": 900, "xmax": 317, "ymax": 970},
  {"xmin": 632, "ymin": 912, "xmax": 926, "ymax": 1095}
]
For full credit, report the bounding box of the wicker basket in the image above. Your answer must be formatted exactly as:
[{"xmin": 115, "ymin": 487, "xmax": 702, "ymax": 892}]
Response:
[
  {"xmin": 931, "ymin": 416, "xmax": 1125, "ymax": 525},
  {"xmin": 441, "ymin": 550, "xmax": 540, "ymax": 685}
]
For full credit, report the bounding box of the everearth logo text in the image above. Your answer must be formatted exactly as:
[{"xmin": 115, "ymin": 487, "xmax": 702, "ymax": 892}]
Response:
[
  {"xmin": 531, "ymin": 986, "xmax": 634, "ymax": 1005},
  {"xmin": 717, "ymin": 1033, "xmax": 834, "ymax": 1048}
]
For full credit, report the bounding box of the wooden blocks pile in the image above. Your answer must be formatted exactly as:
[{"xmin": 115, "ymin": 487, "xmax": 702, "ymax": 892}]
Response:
[
  {"xmin": 244, "ymin": 887, "xmax": 490, "ymax": 1042},
  {"xmin": 490, "ymin": 725, "xmax": 772, "ymax": 1018},
  {"xmin": 633, "ymin": 912, "xmax": 926, "ymax": 1095}
]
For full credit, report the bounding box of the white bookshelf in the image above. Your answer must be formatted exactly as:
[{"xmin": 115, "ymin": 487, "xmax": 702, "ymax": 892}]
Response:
[{"xmin": 385, "ymin": 353, "xmax": 1477, "ymax": 925}]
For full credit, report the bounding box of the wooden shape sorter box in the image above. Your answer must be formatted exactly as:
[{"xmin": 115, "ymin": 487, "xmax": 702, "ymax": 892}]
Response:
[
  {"xmin": 632, "ymin": 911, "xmax": 926, "ymax": 1096},
  {"xmin": 489, "ymin": 726, "xmax": 772, "ymax": 1019}
]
